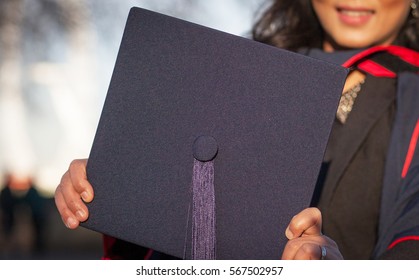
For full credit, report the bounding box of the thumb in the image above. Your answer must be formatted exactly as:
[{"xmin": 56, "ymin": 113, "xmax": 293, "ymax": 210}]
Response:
[{"xmin": 285, "ymin": 207, "xmax": 322, "ymax": 239}]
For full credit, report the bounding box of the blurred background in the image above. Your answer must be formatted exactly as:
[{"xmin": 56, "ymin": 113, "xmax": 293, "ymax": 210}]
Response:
[{"xmin": 0, "ymin": 0, "xmax": 267, "ymax": 259}]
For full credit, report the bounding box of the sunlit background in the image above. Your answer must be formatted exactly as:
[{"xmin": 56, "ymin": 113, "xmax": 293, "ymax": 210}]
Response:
[{"xmin": 0, "ymin": 0, "xmax": 267, "ymax": 259}]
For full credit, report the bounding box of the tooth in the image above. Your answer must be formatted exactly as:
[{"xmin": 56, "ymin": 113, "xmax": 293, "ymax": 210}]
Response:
[{"xmin": 342, "ymin": 10, "xmax": 371, "ymax": 16}]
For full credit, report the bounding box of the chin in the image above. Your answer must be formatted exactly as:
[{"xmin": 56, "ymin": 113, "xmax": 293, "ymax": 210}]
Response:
[{"xmin": 326, "ymin": 37, "xmax": 383, "ymax": 51}]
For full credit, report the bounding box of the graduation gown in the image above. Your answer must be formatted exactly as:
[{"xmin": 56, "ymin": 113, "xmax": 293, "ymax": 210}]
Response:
[{"xmin": 307, "ymin": 46, "xmax": 419, "ymax": 259}]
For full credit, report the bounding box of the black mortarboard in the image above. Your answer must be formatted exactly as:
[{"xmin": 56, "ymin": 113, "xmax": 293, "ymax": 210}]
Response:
[{"xmin": 82, "ymin": 7, "xmax": 348, "ymax": 260}]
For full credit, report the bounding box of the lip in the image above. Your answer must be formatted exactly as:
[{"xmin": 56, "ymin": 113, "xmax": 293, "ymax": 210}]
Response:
[{"xmin": 336, "ymin": 5, "xmax": 375, "ymax": 26}]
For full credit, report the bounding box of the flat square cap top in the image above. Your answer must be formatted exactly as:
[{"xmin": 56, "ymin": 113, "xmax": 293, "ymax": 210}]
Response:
[{"xmin": 82, "ymin": 7, "xmax": 348, "ymax": 259}]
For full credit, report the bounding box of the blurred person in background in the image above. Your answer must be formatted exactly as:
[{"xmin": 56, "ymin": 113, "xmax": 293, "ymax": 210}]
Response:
[{"xmin": 0, "ymin": 172, "xmax": 47, "ymax": 257}]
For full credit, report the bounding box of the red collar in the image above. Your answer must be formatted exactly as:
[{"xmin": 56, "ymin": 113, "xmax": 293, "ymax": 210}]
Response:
[{"xmin": 342, "ymin": 45, "xmax": 419, "ymax": 78}]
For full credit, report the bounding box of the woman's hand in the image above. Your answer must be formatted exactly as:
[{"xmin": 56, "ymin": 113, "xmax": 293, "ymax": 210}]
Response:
[
  {"xmin": 281, "ymin": 207, "xmax": 343, "ymax": 260},
  {"xmin": 54, "ymin": 159, "xmax": 94, "ymax": 229}
]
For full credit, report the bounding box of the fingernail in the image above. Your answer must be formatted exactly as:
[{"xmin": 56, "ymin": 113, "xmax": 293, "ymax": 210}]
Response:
[
  {"xmin": 285, "ymin": 227, "xmax": 294, "ymax": 239},
  {"xmin": 76, "ymin": 209, "xmax": 86, "ymax": 220},
  {"xmin": 66, "ymin": 217, "xmax": 78, "ymax": 228},
  {"xmin": 81, "ymin": 191, "xmax": 90, "ymax": 201}
]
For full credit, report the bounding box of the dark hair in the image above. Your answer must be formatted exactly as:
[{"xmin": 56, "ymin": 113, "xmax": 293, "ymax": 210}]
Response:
[{"xmin": 252, "ymin": 0, "xmax": 419, "ymax": 52}]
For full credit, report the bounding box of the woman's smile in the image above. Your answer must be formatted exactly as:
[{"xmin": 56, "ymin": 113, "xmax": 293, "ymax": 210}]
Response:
[{"xmin": 336, "ymin": 5, "xmax": 375, "ymax": 25}]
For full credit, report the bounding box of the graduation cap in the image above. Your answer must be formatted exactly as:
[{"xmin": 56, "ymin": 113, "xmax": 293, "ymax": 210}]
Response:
[{"xmin": 82, "ymin": 7, "xmax": 348, "ymax": 260}]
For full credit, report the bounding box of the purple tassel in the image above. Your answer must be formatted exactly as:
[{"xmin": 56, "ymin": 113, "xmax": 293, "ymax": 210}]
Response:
[{"xmin": 191, "ymin": 158, "xmax": 216, "ymax": 260}]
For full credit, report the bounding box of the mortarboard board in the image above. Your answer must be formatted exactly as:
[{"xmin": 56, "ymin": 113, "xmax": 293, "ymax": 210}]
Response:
[{"xmin": 82, "ymin": 7, "xmax": 348, "ymax": 260}]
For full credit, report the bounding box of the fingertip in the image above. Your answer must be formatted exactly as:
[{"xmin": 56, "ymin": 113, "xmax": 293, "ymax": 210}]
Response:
[
  {"xmin": 288, "ymin": 207, "xmax": 323, "ymax": 237},
  {"xmin": 285, "ymin": 226, "xmax": 294, "ymax": 239},
  {"xmin": 81, "ymin": 191, "xmax": 93, "ymax": 203},
  {"xmin": 65, "ymin": 216, "xmax": 79, "ymax": 229},
  {"xmin": 76, "ymin": 209, "xmax": 88, "ymax": 221},
  {"xmin": 307, "ymin": 207, "xmax": 322, "ymax": 220}
]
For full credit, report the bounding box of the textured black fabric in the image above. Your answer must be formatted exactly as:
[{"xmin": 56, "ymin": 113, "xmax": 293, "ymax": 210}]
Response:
[
  {"xmin": 106, "ymin": 238, "xmax": 180, "ymax": 260},
  {"xmin": 368, "ymin": 52, "xmax": 419, "ymax": 74},
  {"xmin": 373, "ymin": 72, "xmax": 419, "ymax": 257},
  {"xmin": 379, "ymin": 240, "xmax": 419, "ymax": 259},
  {"xmin": 316, "ymin": 75, "xmax": 397, "ymax": 259},
  {"xmin": 105, "ymin": 239, "xmax": 150, "ymax": 260}
]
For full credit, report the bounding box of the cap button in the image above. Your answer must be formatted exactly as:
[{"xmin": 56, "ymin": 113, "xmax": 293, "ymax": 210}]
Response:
[{"xmin": 193, "ymin": 135, "xmax": 218, "ymax": 162}]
